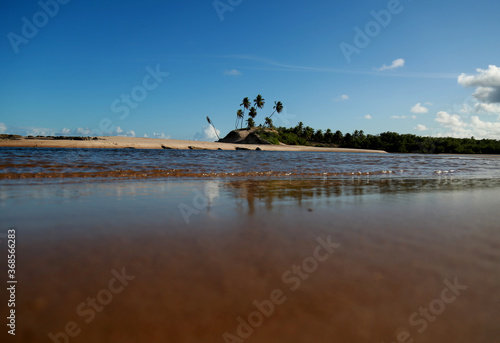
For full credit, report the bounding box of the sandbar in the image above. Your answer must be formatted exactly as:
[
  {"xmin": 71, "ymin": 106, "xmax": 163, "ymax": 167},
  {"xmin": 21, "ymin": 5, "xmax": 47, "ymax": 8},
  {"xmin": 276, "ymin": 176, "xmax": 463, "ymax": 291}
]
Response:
[{"xmin": 0, "ymin": 135, "xmax": 387, "ymax": 153}]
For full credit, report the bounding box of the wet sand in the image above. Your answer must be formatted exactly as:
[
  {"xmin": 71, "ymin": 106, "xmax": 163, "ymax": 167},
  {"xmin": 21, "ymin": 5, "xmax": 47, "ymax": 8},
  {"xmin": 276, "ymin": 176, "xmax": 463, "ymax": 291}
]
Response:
[
  {"xmin": 0, "ymin": 135, "xmax": 386, "ymax": 153},
  {"xmin": 1, "ymin": 179, "xmax": 499, "ymax": 342}
]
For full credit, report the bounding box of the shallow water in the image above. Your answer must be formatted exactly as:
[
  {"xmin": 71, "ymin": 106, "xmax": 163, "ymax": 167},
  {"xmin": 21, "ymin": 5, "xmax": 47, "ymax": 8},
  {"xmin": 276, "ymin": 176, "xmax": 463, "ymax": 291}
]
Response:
[
  {"xmin": 1, "ymin": 149, "xmax": 499, "ymax": 342},
  {"xmin": 1, "ymin": 147, "xmax": 500, "ymax": 180}
]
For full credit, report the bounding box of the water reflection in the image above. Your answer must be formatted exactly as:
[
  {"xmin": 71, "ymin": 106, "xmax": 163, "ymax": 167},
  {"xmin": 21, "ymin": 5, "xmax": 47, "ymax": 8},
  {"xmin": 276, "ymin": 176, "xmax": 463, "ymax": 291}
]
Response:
[
  {"xmin": 221, "ymin": 178, "xmax": 500, "ymax": 215},
  {"xmin": 2, "ymin": 177, "xmax": 499, "ymax": 207}
]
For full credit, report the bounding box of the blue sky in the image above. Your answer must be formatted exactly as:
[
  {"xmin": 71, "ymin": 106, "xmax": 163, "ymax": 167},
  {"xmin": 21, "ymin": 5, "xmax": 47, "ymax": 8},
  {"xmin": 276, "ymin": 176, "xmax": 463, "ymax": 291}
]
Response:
[{"xmin": 1, "ymin": 0, "xmax": 500, "ymax": 140}]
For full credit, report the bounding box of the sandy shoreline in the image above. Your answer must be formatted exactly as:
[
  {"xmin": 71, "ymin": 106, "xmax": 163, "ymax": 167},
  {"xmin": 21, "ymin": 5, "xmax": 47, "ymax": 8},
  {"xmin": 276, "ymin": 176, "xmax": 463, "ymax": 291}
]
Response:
[{"xmin": 0, "ymin": 136, "xmax": 386, "ymax": 153}]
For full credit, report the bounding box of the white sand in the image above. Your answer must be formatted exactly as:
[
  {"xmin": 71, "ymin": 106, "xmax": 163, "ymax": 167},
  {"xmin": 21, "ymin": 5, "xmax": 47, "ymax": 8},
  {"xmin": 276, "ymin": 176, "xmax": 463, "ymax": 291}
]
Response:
[{"xmin": 0, "ymin": 136, "xmax": 387, "ymax": 153}]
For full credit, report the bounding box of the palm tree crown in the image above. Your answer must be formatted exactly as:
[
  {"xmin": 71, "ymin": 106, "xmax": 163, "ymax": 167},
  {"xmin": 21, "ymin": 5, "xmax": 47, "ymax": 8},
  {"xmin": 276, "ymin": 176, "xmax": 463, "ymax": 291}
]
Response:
[
  {"xmin": 248, "ymin": 107, "xmax": 257, "ymax": 119},
  {"xmin": 254, "ymin": 95, "xmax": 265, "ymax": 110},
  {"xmin": 240, "ymin": 97, "xmax": 251, "ymax": 111},
  {"xmin": 269, "ymin": 101, "xmax": 283, "ymax": 119}
]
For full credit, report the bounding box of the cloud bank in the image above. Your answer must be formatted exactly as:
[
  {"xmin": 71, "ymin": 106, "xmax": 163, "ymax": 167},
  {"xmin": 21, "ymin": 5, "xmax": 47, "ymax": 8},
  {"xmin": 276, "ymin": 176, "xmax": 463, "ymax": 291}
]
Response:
[
  {"xmin": 431, "ymin": 65, "xmax": 500, "ymax": 139},
  {"xmin": 458, "ymin": 65, "xmax": 500, "ymax": 112}
]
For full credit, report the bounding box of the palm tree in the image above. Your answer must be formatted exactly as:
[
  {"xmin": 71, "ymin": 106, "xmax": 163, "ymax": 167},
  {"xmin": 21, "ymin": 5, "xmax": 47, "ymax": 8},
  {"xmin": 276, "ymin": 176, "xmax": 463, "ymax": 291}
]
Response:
[
  {"xmin": 269, "ymin": 101, "xmax": 283, "ymax": 119},
  {"xmin": 254, "ymin": 95, "xmax": 265, "ymax": 111},
  {"xmin": 248, "ymin": 107, "xmax": 257, "ymax": 119},
  {"xmin": 206, "ymin": 116, "xmax": 220, "ymax": 140},
  {"xmin": 264, "ymin": 117, "xmax": 273, "ymax": 128},
  {"xmin": 236, "ymin": 109, "xmax": 244, "ymax": 129},
  {"xmin": 295, "ymin": 121, "xmax": 304, "ymax": 136},
  {"xmin": 240, "ymin": 97, "xmax": 251, "ymax": 127},
  {"xmin": 304, "ymin": 126, "xmax": 314, "ymax": 141},
  {"xmin": 240, "ymin": 97, "xmax": 251, "ymax": 112},
  {"xmin": 246, "ymin": 118, "xmax": 255, "ymax": 128}
]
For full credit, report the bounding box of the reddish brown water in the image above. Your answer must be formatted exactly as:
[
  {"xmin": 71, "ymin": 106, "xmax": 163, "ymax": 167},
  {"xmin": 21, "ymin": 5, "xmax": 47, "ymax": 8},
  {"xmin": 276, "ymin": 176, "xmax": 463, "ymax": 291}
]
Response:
[{"xmin": 1, "ymin": 178, "xmax": 499, "ymax": 342}]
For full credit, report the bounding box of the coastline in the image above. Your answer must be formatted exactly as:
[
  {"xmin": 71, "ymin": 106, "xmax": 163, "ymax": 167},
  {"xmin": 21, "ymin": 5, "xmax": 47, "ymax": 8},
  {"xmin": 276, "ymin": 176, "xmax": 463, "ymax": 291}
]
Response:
[{"xmin": 0, "ymin": 136, "xmax": 387, "ymax": 153}]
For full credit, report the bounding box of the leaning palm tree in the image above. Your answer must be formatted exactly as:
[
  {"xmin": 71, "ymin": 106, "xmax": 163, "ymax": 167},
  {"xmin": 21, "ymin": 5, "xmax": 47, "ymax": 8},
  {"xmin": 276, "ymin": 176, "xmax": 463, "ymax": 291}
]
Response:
[
  {"xmin": 236, "ymin": 109, "xmax": 244, "ymax": 129},
  {"xmin": 206, "ymin": 116, "xmax": 220, "ymax": 140},
  {"xmin": 269, "ymin": 101, "xmax": 283, "ymax": 119},
  {"xmin": 254, "ymin": 95, "xmax": 265, "ymax": 111}
]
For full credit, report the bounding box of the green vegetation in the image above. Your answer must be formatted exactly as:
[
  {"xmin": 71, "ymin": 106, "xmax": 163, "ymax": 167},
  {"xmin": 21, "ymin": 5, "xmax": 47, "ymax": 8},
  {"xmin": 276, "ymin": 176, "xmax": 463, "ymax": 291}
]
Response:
[
  {"xmin": 230, "ymin": 96, "xmax": 500, "ymax": 153},
  {"xmin": 256, "ymin": 129, "xmax": 281, "ymax": 145},
  {"xmin": 255, "ymin": 122, "xmax": 500, "ymax": 154}
]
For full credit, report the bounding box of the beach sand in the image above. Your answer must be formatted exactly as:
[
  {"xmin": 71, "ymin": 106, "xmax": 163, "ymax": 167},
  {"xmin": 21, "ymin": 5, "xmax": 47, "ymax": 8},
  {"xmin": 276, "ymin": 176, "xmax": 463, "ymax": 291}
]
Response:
[
  {"xmin": 0, "ymin": 136, "xmax": 386, "ymax": 153},
  {"xmin": 2, "ymin": 179, "xmax": 499, "ymax": 342}
]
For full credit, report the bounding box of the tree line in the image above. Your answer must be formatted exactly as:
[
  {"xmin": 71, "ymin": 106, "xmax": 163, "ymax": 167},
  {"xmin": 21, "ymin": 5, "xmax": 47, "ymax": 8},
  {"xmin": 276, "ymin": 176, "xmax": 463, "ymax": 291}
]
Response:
[
  {"xmin": 228, "ymin": 96, "xmax": 500, "ymax": 153},
  {"xmin": 263, "ymin": 123, "xmax": 500, "ymax": 154}
]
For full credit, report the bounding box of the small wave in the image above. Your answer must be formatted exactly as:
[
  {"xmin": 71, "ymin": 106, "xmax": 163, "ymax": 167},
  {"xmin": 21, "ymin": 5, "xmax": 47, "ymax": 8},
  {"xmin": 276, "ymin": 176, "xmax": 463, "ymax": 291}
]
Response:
[{"xmin": 0, "ymin": 169, "xmax": 405, "ymax": 180}]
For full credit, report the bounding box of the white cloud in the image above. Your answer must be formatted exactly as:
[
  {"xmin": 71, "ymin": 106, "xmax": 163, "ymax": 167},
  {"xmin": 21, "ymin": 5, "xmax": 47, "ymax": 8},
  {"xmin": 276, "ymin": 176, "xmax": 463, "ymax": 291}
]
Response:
[
  {"xmin": 435, "ymin": 111, "xmax": 467, "ymax": 128},
  {"xmin": 25, "ymin": 127, "xmax": 58, "ymax": 136},
  {"xmin": 224, "ymin": 69, "xmax": 242, "ymax": 76},
  {"xmin": 433, "ymin": 110, "xmax": 500, "ymax": 139},
  {"xmin": 115, "ymin": 126, "xmax": 123, "ymax": 134},
  {"xmin": 61, "ymin": 128, "xmax": 71, "ymax": 134},
  {"xmin": 1, "ymin": 125, "xmax": 67, "ymax": 137},
  {"xmin": 475, "ymin": 103, "xmax": 500, "ymax": 114},
  {"xmin": 193, "ymin": 125, "xmax": 220, "ymax": 141},
  {"xmin": 76, "ymin": 127, "xmax": 92, "ymax": 135},
  {"xmin": 458, "ymin": 65, "xmax": 500, "ymax": 107},
  {"xmin": 143, "ymin": 133, "xmax": 149, "ymax": 138},
  {"xmin": 364, "ymin": 114, "xmax": 372, "ymax": 120},
  {"xmin": 469, "ymin": 116, "xmax": 500, "ymax": 138},
  {"xmin": 437, "ymin": 68, "xmax": 500, "ymax": 137},
  {"xmin": 415, "ymin": 124, "xmax": 428, "ymax": 131},
  {"xmin": 126, "ymin": 130, "xmax": 136, "ymax": 137},
  {"xmin": 377, "ymin": 58, "xmax": 405, "ymax": 71},
  {"xmin": 153, "ymin": 132, "xmax": 170, "ymax": 139},
  {"xmin": 411, "ymin": 103, "xmax": 429, "ymax": 114},
  {"xmin": 335, "ymin": 94, "xmax": 349, "ymax": 101},
  {"xmin": 458, "ymin": 65, "xmax": 500, "ymax": 88}
]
